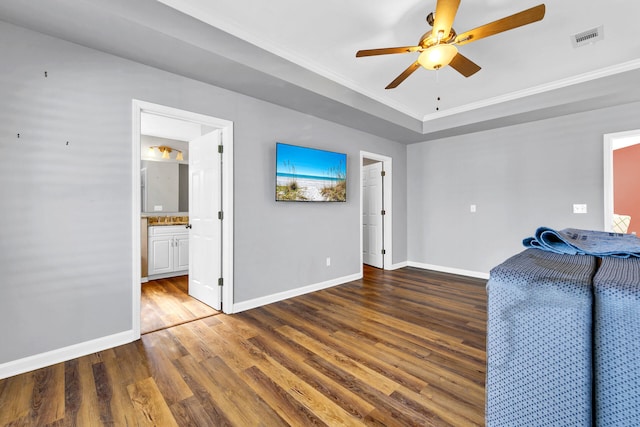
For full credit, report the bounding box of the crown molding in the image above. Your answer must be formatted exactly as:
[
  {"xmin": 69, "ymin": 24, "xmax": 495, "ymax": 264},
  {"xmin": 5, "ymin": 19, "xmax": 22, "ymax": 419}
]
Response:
[{"xmin": 421, "ymin": 59, "xmax": 640, "ymax": 123}]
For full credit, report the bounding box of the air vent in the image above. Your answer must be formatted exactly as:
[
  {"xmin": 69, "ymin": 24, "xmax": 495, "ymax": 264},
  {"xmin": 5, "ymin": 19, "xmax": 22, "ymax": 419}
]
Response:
[{"xmin": 571, "ymin": 25, "xmax": 604, "ymax": 48}]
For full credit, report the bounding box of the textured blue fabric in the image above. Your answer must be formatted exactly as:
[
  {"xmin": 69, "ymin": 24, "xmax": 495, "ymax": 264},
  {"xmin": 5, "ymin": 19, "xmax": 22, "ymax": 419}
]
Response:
[
  {"xmin": 486, "ymin": 249, "xmax": 596, "ymax": 426},
  {"xmin": 593, "ymin": 256, "xmax": 640, "ymax": 426},
  {"xmin": 523, "ymin": 227, "xmax": 640, "ymax": 258}
]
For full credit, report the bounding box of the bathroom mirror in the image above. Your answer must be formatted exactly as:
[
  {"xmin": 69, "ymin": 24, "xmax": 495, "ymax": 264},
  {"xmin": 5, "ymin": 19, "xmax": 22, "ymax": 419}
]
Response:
[{"xmin": 141, "ymin": 160, "xmax": 189, "ymax": 213}]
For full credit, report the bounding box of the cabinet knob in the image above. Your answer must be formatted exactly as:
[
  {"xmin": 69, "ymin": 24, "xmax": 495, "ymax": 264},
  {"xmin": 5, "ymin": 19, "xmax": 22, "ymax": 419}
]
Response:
[{"xmin": 185, "ymin": 224, "xmax": 192, "ymax": 229}]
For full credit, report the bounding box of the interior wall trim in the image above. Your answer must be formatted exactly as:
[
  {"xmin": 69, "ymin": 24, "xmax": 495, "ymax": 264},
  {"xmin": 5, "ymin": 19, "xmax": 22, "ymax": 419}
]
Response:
[
  {"xmin": 0, "ymin": 331, "xmax": 135, "ymax": 380},
  {"xmin": 388, "ymin": 261, "xmax": 409, "ymax": 270},
  {"xmin": 359, "ymin": 151, "xmax": 393, "ymax": 273},
  {"xmin": 231, "ymin": 272, "xmax": 362, "ymax": 314},
  {"xmin": 407, "ymin": 261, "xmax": 490, "ymax": 280},
  {"xmin": 603, "ymin": 128, "xmax": 640, "ymax": 232},
  {"xmin": 422, "ymin": 58, "xmax": 640, "ymax": 123}
]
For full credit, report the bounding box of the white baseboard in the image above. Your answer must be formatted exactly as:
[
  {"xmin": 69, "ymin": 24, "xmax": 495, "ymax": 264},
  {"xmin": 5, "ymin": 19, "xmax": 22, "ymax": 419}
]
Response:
[
  {"xmin": 387, "ymin": 261, "xmax": 408, "ymax": 270},
  {"xmin": 231, "ymin": 272, "xmax": 362, "ymax": 313},
  {"xmin": 407, "ymin": 261, "xmax": 490, "ymax": 280},
  {"xmin": 0, "ymin": 330, "xmax": 136, "ymax": 380}
]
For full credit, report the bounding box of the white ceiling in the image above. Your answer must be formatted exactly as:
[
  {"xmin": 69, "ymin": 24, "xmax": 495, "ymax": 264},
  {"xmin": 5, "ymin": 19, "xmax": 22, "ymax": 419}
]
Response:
[
  {"xmin": 157, "ymin": 0, "xmax": 640, "ymax": 120},
  {"xmin": 2, "ymin": 0, "xmax": 640, "ymax": 143}
]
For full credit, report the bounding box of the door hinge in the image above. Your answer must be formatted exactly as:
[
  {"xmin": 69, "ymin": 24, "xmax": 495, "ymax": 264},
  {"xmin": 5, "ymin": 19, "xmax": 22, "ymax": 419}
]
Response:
[
  {"xmin": 381, "ymin": 209, "xmax": 386, "ymax": 216},
  {"xmin": 381, "ymin": 170, "xmax": 386, "ymax": 177},
  {"xmin": 218, "ymin": 278, "xmax": 223, "ymax": 286},
  {"xmin": 218, "ymin": 144, "xmax": 223, "ymax": 154},
  {"xmin": 381, "ymin": 249, "xmax": 386, "ymax": 255},
  {"xmin": 218, "ymin": 211, "xmax": 224, "ymax": 220}
]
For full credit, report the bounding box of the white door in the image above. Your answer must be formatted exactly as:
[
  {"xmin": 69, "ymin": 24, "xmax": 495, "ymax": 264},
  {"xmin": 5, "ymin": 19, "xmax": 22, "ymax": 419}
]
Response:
[
  {"xmin": 188, "ymin": 130, "xmax": 222, "ymax": 310},
  {"xmin": 363, "ymin": 162, "xmax": 384, "ymax": 268}
]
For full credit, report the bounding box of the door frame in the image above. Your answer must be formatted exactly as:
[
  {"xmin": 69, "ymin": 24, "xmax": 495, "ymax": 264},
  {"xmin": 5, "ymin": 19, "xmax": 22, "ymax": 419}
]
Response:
[
  {"xmin": 603, "ymin": 129, "xmax": 640, "ymax": 231},
  {"xmin": 131, "ymin": 100, "xmax": 234, "ymax": 339},
  {"xmin": 360, "ymin": 151, "xmax": 392, "ymax": 274},
  {"xmin": 362, "ymin": 161, "xmax": 384, "ymax": 269}
]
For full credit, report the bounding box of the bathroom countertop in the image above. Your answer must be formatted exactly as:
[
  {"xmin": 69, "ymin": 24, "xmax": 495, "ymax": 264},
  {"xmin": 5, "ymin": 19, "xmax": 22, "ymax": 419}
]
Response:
[{"xmin": 145, "ymin": 216, "xmax": 189, "ymax": 226}]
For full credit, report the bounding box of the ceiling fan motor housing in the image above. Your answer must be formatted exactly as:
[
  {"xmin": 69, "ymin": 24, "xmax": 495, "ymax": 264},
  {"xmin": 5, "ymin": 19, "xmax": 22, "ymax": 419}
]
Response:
[{"xmin": 419, "ymin": 28, "xmax": 457, "ymax": 49}]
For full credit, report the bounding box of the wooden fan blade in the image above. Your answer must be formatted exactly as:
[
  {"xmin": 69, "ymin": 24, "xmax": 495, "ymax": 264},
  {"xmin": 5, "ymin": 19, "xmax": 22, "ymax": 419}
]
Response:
[
  {"xmin": 449, "ymin": 53, "xmax": 481, "ymax": 77},
  {"xmin": 385, "ymin": 61, "xmax": 421, "ymax": 89},
  {"xmin": 433, "ymin": 0, "xmax": 461, "ymax": 41},
  {"xmin": 455, "ymin": 4, "xmax": 545, "ymax": 45},
  {"xmin": 356, "ymin": 46, "xmax": 421, "ymax": 57}
]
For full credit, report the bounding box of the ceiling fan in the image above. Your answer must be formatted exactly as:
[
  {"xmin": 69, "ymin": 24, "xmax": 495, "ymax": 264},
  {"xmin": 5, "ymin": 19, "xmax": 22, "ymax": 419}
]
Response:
[{"xmin": 356, "ymin": 0, "xmax": 546, "ymax": 89}]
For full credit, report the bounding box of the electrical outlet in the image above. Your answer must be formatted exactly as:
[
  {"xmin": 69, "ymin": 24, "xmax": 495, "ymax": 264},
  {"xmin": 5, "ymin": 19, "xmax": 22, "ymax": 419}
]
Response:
[
  {"xmin": 326, "ymin": 257, "xmax": 331, "ymax": 267},
  {"xmin": 573, "ymin": 204, "xmax": 588, "ymax": 214},
  {"xmin": 470, "ymin": 204, "xmax": 477, "ymax": 213}
]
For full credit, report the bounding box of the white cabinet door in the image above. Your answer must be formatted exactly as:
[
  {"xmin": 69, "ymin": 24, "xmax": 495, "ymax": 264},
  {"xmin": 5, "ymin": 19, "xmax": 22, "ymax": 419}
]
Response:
[
  {"xmin": 148, "ymin": 226, "xmax": 189, "ymax": 277},
  {"xmin": 174, "ymin": 233, "xmax": 190, "ymax": 272},
  {"xmin": 148, "ymin": 235, "xmax": 173, "ymax": 275}
]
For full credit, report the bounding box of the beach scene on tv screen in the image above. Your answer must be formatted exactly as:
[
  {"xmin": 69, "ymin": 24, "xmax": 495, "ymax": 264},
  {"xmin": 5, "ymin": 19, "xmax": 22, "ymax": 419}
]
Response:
[{"xmin": 276, "ymin": 143, "xmax": 346, "ymax": 202}]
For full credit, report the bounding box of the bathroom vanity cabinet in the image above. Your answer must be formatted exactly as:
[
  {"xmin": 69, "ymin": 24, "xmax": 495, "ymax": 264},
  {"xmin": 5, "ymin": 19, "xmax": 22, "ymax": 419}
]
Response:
[{"xmin": 148, "ymin": 225, "xmax": 189, "ymax": 277}]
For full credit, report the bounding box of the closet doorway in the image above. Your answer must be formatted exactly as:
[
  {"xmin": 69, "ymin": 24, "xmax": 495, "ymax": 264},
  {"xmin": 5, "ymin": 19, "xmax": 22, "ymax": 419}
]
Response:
[
  {"xmin": 132, "ymin": 100, "xmax": 234, "ymax": 338},
  {"xmin": 360, "ymin": 151, "xmax": 393, "ymax": 272}
]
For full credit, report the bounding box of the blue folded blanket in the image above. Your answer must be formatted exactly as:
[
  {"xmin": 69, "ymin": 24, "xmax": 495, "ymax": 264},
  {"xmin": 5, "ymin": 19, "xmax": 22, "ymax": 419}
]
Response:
[
  {"xmin": 523, "ymin": 227, "xmax": 640, "ymax": 258},
  {"xmin": 593, "ymin": 256, "xmax": 640, "ymax": 426},
  {"xmin": 486, "ymin": 248, "xmax": 596, "ymax": 426}
]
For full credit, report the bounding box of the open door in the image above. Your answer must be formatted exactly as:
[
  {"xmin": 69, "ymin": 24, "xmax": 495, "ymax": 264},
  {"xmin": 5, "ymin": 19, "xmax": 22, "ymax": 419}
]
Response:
[
  {"xmin": 188, "ymin": 129, "xmax": 222, "ymax": 310},
  {"xmin": 363, "ymin": 162, "xmax": 384, "ymax": 268}
]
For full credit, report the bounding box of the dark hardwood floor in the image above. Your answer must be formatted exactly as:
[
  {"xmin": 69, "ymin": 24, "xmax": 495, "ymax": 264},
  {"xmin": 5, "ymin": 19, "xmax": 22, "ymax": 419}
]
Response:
[
  {"xmin": 0, "ymin": 265, "xmax": 487, "ymax": 426},
  {"xmin": 141, "ymin": 275, "xmax": 221, "ymax": 334}
]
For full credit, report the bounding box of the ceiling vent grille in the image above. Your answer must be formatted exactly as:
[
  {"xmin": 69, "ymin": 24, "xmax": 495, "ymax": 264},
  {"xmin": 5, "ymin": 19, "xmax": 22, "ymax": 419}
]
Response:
[{"xmin": 572, "ymin": 25, "xmax": 604, "ymax": 48}]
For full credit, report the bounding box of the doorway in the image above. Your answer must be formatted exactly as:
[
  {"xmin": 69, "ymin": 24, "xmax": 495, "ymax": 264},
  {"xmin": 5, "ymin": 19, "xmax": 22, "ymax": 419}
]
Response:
[
  {"xmin": 360, "ymin": 151, "xmax": 393, "ymax": 272},
  {"xmin": 603, "ymin": 129, "xmax": 640, "ymax": 233},
  {"xmin": 132, "ymin": 100, "xmax": 234, "ymax": 339},
  {"xmin": 140, "ymin": 276, "xmax": 219, "ymax": 334}
]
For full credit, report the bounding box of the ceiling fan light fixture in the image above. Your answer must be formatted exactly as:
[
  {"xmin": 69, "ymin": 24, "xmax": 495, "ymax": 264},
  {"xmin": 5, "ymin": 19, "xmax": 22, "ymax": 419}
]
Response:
[{"xmin": 418, "ymin": 44, "xmax": 458, "ymax": 70}]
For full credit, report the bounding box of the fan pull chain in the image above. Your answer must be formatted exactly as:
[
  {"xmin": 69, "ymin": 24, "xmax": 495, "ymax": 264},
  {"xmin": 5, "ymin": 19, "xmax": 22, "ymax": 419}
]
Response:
[{"xmin": 435, "ymin": 69, "xmax": 441, "ymax": 111}]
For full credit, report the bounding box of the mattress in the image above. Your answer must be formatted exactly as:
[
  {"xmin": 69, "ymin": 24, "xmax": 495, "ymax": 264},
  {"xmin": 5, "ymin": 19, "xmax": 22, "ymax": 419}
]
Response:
[
  {"xmin": 486, "ymin": 248, "xmax": 597, "ymax": 426},
  {"xmin": 593, "ymin": 256, "xmax": 640, "ymax": 426}
]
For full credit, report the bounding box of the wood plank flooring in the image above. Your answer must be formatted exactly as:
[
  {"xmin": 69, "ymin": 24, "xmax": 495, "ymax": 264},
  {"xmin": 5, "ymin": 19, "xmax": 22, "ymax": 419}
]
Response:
[
  {"xmin": 0, "ymin": 266, "xmax": 488, "ymax": 426},
  {"xmin": 141, "ymin": 276, "xmax": 220, "ymax": 334}
]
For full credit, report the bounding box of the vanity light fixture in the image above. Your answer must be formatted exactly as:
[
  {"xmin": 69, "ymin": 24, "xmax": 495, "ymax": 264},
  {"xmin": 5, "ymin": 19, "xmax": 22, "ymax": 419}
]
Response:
[{"xmin": 147, "ymin": 145, "xmax": 184, "ymax": 161}]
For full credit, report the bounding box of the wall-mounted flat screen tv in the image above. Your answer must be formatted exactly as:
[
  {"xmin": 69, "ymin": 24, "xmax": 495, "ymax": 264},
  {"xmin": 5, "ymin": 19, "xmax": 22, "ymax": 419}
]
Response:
[{"xmin": 276, "ymin": 142, "xmax": 347, "ymax": 202}]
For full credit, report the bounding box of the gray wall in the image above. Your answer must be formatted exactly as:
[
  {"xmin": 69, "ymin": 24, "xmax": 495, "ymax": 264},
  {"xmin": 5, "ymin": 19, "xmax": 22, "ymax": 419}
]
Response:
[
  {"xmin": 408, "ymin": 102, "xmax": 640, "ymax": 274},
  {"xmin": 0, "ymin": 21, "xmax": 407, "ymax": 364}
]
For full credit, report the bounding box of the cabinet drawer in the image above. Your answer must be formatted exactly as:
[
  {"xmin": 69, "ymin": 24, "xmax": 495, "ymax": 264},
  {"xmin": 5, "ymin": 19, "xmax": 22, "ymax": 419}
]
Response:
[{"xmin": 149, "ymin": 225, "xmax": 189, "ymax": 236}]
